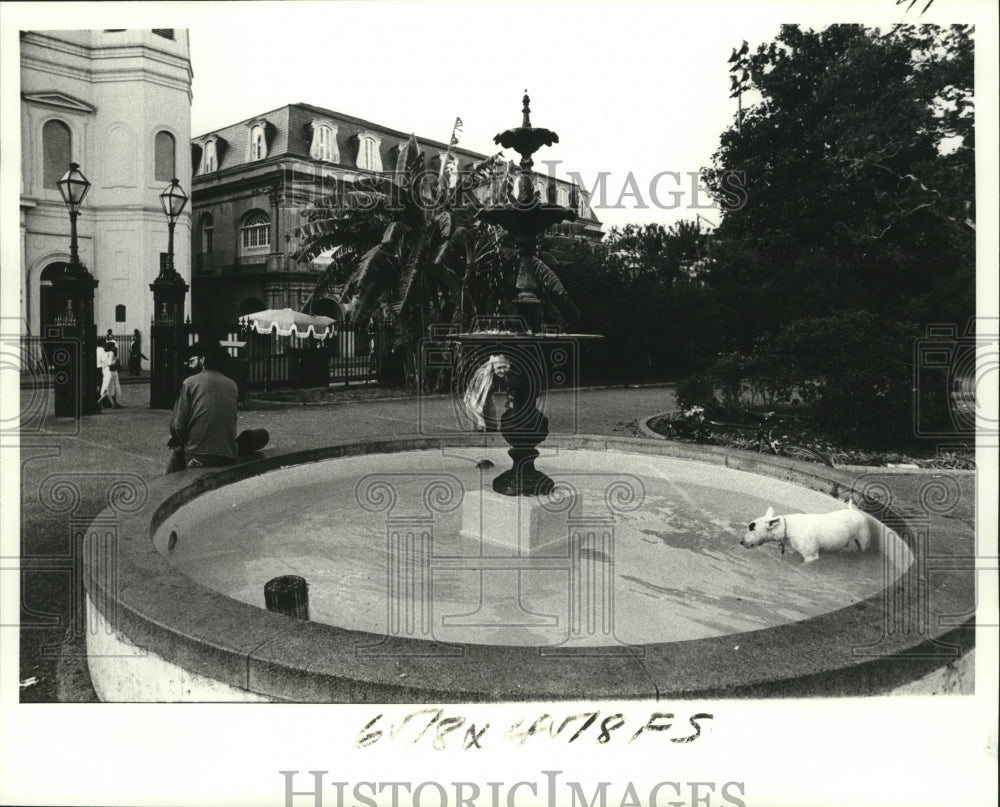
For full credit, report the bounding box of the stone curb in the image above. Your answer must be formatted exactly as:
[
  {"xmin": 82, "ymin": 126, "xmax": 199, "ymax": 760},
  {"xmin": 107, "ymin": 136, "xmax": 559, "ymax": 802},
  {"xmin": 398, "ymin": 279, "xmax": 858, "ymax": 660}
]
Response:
[{"xmin": 82, "ymin": 433, "xmax": 976, "ymax": 703}]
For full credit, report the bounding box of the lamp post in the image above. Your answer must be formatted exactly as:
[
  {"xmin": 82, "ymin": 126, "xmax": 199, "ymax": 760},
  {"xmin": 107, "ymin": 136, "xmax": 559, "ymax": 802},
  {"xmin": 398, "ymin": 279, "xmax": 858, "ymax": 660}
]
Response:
[
  {"xmin": 159, "ymin": 177, "xmax": 188, "ymax": 277},
  {"xmin": 149, "ymin": 177, "xmax": 190, "ymax": 409},
  {"xmin": 51, "ymin": 162, "xmax": 100, "ymax": 417}
]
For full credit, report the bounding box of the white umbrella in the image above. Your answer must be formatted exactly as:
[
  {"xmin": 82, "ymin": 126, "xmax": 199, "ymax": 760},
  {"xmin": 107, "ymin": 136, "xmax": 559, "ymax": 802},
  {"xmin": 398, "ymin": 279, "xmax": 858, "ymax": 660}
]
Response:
[{"xmin": 242, "ymin": 308, "xmax": 337, "ymax": 340}]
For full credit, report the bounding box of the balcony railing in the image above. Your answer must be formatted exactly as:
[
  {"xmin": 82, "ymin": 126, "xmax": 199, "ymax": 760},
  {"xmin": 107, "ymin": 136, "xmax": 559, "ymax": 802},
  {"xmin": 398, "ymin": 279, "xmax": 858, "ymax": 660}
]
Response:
[{"xmin": 237, "ymin": 252, "xmax": 285, "ymax": 271}]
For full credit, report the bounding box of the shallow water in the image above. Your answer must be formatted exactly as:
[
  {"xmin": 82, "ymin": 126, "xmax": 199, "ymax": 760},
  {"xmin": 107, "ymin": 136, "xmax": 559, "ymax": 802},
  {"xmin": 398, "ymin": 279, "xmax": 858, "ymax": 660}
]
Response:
[{"xmin": 157, "ymin": 448, "xmax": 908, "ymax": 647}]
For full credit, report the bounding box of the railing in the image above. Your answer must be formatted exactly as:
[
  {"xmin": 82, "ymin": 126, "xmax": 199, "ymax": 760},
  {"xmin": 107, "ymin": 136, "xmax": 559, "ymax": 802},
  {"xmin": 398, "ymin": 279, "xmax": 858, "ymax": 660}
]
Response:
[
  {"xmin": 20, "ymin": 332, "xmax": 139, "ymax": 375},
  {"xmin": 185, "ymin": 319, "xmax": 394, "ymax": 392},
  {"xmin": 104, "ymin": 333, "xmax": 134, "ymax": 360}
]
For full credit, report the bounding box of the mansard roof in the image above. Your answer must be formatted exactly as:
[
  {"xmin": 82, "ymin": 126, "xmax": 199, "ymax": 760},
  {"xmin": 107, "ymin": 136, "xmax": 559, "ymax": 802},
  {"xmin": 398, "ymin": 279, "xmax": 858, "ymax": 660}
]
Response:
[{"xmin": 192, "ymin": 102, "xmax": 485, "ymax": 172}]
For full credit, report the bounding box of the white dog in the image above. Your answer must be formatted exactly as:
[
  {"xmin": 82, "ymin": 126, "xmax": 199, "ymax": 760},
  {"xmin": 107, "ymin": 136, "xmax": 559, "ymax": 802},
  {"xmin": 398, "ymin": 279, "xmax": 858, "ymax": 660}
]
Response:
[{"xmin": 741, "ymin": 501, "xmax": 872, "ymax": 563}]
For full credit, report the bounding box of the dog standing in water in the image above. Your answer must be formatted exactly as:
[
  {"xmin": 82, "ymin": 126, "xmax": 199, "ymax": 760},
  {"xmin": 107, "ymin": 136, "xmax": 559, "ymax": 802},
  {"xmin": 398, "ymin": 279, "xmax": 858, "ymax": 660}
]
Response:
[{"xmin": 741, "ymin": 501, "xmax": 872, "ymax": 563}]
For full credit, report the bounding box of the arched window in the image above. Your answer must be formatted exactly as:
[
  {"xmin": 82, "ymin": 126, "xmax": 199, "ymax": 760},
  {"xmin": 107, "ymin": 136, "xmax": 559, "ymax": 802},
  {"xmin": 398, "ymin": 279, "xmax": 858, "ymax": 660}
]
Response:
[
  {"xmin": 200, "ymin": 213, "xmax": 214, "ymax": 253},
  {"xmin": 249, "ymin": 125, "xmax": 267, "ymax": 160},
  {"xmin": 43, "ymin": 120, "xmax": 72, "ymax": 189},
  {"xmin": 115, "ymin": 304, "xmax": 126, "ymax": 322},
  {"xmin": 311, "ymin": 297, "xmax": 343, "ymax": 321},
  {"xmin": 154, "ymin": 131, "xmax": 176, "ymax": 180},
  {"xmin": 203, "ymin": 139, "xmax": 217, "ymax": 173},
  {"xmin": 310, "ymin": 123, "xmax": 339, "ymax": 162},
  {"xmin": 241, "ymin": 210, "xmax": 270, "ymax": 256},
  {"xmin": 356, "ymin": 134, "xmax": 383, "ymax": 172}
]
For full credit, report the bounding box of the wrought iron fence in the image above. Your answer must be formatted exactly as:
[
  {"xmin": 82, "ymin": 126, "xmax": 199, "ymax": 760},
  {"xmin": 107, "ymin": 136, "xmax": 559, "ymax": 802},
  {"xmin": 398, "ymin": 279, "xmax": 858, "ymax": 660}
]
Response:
[{"xmin": 184, "ymin": 319, "xmax": 395, "ymax": 392}]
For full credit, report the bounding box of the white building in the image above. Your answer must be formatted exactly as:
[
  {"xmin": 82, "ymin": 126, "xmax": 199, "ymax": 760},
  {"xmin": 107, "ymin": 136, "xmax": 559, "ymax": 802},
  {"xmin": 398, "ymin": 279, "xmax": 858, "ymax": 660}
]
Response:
[{"xmin": 19, "ymin": 29, "xmax": 193, "ymax": 359}]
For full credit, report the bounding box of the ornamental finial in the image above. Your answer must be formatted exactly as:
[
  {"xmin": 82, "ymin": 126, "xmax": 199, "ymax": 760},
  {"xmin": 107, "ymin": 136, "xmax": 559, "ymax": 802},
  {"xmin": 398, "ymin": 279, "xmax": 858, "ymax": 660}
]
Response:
[{"xmin": 522, "ymin": 91, "xmax": 531, "ymax": 128}]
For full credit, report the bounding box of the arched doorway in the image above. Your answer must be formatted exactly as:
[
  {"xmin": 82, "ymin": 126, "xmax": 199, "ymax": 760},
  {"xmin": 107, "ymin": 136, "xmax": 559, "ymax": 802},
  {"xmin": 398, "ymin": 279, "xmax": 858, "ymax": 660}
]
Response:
[
  {"xmin": 237, "ymin": 297, "xmax": 266, "ymax": 317},
  {"xmin": 309, "ymin": 297, "xmax": 343, "ymax": 321},
  {"xmin": 39, "ymin": 262, "xmax": 68, "ymax": 333}
]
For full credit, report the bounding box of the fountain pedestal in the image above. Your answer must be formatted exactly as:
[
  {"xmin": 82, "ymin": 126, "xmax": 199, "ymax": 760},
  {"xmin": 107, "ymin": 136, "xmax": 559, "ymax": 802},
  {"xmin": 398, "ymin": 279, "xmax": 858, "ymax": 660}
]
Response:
[
  {"xmin": 459, "ymin": 488, "xmax": 579, "ymax": 555},
  {"xmin": 493, "ymin": 371, "xmax": 554, "ymax": 496}
]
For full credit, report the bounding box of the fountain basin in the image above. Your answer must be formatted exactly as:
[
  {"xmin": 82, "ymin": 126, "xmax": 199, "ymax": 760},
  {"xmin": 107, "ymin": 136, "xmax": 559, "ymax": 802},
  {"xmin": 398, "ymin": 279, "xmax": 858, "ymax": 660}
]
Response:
[{"xmin": 83, "ymin": 435, "xmax": 975, "ymax": 702}]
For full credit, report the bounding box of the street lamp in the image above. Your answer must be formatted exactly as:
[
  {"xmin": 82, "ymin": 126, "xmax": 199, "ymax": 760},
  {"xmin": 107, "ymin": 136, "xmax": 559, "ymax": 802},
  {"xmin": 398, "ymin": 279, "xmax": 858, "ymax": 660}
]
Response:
[
  {"xmin": 158, "ymin": 177, "xmax": 188, "ymax": 276},
  {"xmin": 57, "ymin": 162, "xmax": 91, "ymax": 271},
  {"xmin": 51, "ymin": 162, "xmax": 99, "ymax": 416},
  {"xmin": 149, "ymin": 177, "xmax": 190, "ymax": 409}
]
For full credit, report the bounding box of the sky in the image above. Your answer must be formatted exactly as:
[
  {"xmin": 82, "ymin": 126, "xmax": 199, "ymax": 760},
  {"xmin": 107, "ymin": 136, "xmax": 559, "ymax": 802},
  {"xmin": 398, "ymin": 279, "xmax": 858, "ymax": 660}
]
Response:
[
  {"xmin": 182, "ymin": 3, "xmax": 781, "ymax": 230},
  {"xmin": 3, "ymin": 1, "xmax": 991, "ymax": 232}
]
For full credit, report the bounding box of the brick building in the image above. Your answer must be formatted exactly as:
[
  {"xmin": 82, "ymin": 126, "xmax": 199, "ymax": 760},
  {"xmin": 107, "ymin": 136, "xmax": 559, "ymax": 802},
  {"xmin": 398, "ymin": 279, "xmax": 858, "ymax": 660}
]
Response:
[{"xmin": 189, "ymin": 102, "xmax": 602, "ymax": 325}]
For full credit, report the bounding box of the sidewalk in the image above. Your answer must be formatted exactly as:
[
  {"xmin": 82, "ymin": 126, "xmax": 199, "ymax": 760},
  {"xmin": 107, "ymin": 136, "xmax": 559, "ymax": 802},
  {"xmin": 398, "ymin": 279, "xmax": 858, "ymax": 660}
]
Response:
[{"xmin": 14, "ymin": 383, "xmax": 977, "ymax": 701}]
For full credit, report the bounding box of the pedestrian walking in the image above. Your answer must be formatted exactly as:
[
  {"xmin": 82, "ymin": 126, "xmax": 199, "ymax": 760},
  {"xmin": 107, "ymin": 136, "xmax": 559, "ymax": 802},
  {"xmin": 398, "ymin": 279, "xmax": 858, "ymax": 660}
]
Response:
[
  {"xmin": 96, "ymin": 343, "xmax": 109, "ymax": 397},
  {"xmin": 128, "ymin": 329, "xmax": 147, "ymax": 375},
  {"xmin": 98, "ymin": 342, "xmax": 122, "ymax": 408}
]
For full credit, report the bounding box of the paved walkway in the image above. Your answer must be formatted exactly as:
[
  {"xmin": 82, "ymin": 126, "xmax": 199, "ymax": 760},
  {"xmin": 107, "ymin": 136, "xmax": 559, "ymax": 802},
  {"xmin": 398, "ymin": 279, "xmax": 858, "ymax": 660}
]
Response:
[{"xmin": 14, "ymin": 382, "xmax": 976, "ymax": 701}]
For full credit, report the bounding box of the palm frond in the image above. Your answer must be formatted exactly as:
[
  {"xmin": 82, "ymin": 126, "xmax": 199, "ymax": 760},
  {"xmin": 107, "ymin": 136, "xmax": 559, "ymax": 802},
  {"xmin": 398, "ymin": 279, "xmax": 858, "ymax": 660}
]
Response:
[{"xmin": 531, "ymin": 256, "xmax": 579, "ymax": 317}]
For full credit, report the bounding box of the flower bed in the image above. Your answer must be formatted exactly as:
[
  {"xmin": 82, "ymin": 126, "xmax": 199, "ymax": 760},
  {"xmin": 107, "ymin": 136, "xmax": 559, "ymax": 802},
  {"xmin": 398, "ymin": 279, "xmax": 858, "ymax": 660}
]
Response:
[{"xmin": 645, "ymin": 412, "xmax": 974, "ymax": 470}]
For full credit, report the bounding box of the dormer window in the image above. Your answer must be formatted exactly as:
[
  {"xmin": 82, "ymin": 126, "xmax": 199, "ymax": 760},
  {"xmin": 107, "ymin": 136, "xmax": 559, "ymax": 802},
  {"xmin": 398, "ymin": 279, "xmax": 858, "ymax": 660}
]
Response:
[
  {"xmin": 310, "ymin": 122, "xmax": 339, "ymax": 163},
  {"xmin": 249, "ymin": 124, "xmax": 267, "ymax": 160},
  {"xmin": 245, "ymin": 118, "xmax": 272, "ymax": 162},
  {"xmin": 204, "ymin": 139, "xmax": 218, "ymax": 172},
  {"xmin": 356, "ymin": 133, "xmax": 383, "ymax": 172},
  {"xmin": 196, "ymin": 135, "xmax": 226, "ymax": 174}
]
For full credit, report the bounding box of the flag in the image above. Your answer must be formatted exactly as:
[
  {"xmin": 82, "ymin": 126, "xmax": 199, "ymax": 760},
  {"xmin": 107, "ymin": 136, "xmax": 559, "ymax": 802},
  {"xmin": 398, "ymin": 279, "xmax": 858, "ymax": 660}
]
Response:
[
  {"xmin": 440, "ymin": 117, "xmax": 464, "ymax": 182},
  {"xmin": 450, "ymin": 116, "xmax": 464, "ymax": 146}
]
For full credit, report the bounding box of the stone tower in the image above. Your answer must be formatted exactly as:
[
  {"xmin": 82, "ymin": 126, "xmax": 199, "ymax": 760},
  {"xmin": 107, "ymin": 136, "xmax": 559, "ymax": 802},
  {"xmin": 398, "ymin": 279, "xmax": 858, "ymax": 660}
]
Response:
[{"xmin": 20, "ymin": 29, "xmax": 193, "ymax": 352}]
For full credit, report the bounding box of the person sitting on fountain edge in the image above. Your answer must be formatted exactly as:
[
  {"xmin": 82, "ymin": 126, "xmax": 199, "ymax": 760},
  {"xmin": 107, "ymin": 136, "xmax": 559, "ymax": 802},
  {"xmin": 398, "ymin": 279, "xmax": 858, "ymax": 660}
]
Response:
[{"xmin": 166, "ymin": 340, "xmax": 269, "ymax": 474}]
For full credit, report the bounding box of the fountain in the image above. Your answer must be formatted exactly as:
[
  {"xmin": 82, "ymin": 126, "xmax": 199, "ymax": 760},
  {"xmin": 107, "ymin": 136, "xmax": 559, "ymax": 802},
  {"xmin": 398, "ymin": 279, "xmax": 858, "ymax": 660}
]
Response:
[
  {"xmin": 79, "ymin": 97, "xmax": 974, "ymax": 703},
  {"xmin": 444, "ymin": 93, "xmax": 604, "ymax": 555},
  {"xmin": 465, "ymin": 91, "xmax": 595, "ymax": 498}
]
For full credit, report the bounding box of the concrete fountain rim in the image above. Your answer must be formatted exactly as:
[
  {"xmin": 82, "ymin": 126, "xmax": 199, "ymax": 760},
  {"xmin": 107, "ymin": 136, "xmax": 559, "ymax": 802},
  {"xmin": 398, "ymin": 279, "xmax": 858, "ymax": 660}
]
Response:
[{"xmin": 83, "ymin": 433, "xmax": 975, "ymax": 702}]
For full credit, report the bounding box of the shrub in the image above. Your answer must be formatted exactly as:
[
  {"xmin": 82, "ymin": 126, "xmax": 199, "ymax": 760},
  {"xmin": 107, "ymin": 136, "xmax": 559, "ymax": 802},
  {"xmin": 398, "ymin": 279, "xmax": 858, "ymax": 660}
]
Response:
[
  {"xmin": 767, "ymin": 310, "xmax": 919, "ymax": 445},
  {"xmin": 674, "ymin": 310, "xmax": 920, "ymax": 446},
  {"xmin": 675, "ymin": 372, "xmax": 720, "ymax": 411}
]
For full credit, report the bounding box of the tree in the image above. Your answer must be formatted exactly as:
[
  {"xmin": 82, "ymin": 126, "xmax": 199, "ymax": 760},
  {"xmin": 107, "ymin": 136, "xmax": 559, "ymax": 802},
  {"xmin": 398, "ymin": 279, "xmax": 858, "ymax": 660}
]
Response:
[
  {"xmin": 551, "ymin": 220, "xmax": 717, "ymax": 382},
  {"xmin": 703, "ymin": 24, "xmax": 974, "ymax": 350}
]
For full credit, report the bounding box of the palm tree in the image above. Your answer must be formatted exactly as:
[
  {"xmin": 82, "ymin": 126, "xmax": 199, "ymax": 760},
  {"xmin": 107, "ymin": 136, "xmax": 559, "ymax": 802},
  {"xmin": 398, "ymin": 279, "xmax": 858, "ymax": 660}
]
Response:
[
  {"xmin": 294, "ymin": 137, "xmax": 456, "ymax": 387},
  {"xmin": 294, "ymin": 136, "xmax": 578, "ymax": 388}
]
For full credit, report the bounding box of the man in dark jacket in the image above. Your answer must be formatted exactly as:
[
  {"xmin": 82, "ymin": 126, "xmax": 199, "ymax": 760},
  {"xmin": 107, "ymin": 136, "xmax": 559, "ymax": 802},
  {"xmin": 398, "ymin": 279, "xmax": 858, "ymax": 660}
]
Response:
[{"xmin": 166, "ymin": 341, "xmax": 268, "ymax": 473}]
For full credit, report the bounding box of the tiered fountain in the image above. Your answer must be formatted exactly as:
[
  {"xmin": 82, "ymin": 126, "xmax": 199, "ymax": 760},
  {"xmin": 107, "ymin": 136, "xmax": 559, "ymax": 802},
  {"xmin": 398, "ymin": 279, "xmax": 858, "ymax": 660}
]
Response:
[{"xmin": 460, "ymin": 92, "xmax": 598, "ymax": 500}]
